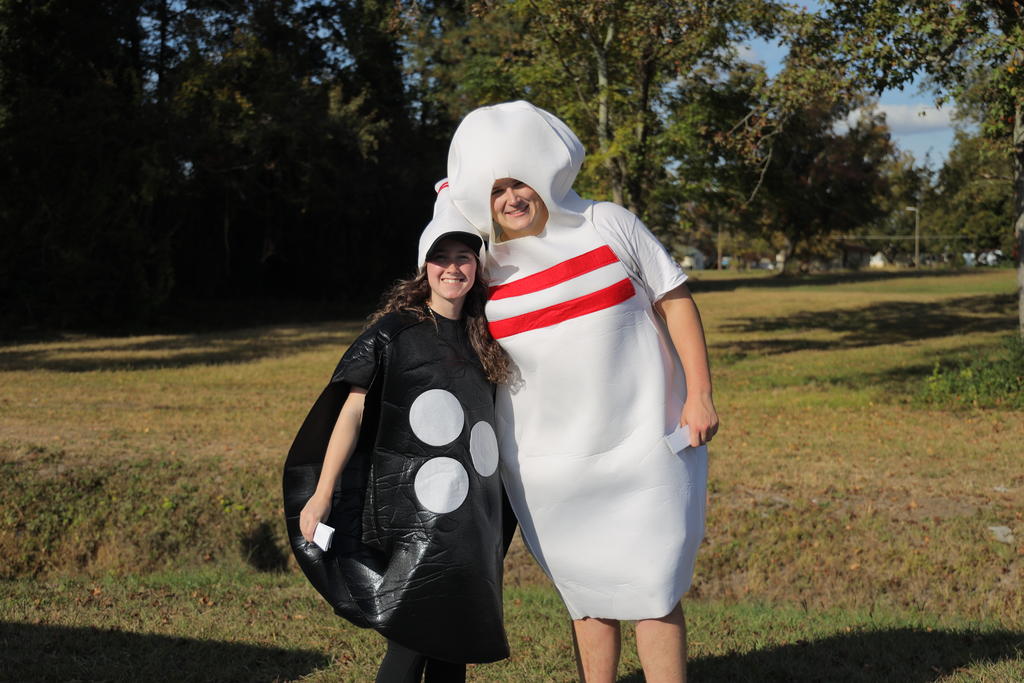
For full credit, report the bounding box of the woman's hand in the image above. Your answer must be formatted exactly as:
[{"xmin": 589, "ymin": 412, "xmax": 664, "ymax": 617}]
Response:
[
  {"xmin": 681, "ymin": 392, "xmax": 719, "ymax": 447},
  {"xmin": 298, "ymin": 388, "xmax": 366, "ymax": 544},
  {"xmin": 299, "ymin": 492, "xmax": 332, "ymax": 543}
]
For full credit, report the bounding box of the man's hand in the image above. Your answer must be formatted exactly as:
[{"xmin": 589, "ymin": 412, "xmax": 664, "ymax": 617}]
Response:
[{"xmin": 681, "ymin": 392, "xmax": 719, "ymax": 447}]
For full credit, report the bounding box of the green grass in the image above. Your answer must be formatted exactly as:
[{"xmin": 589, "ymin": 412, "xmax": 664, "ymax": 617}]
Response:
[{"xmin": 1, "ymin": 267, "xmax": 1021, "ymax": 680}]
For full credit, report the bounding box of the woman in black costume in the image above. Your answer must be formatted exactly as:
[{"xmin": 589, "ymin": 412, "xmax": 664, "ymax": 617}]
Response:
[{"xmin": 283, "ymin": 182, "xmax": 511, "ymax": 682}]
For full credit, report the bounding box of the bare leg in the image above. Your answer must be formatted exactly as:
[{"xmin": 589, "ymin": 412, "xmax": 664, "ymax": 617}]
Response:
[
  {"xmin": 635, "ymin": 604, "xmax": 687, "ymax": 683},
  {"xmin": 571, "ymin": 617, "xmax": 620, "ymax": 683}
]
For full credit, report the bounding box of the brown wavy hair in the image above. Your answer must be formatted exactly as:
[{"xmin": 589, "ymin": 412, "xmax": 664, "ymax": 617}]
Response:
[{"xmin": 368, "ymin": 265, "xmax": 511, "ymax": 384}]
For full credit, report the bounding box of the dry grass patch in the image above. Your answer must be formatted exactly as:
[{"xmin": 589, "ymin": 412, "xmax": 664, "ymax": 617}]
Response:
[
  {"xmin": 0, "ymin": 322, "xmax": 364, "ymax": 465},
  {"xmin": 690, "ymin": 268, "xmax": 1022, "ymax": 625}
]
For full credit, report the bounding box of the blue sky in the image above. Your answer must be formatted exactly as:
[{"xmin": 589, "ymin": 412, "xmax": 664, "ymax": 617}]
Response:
[{"xmin": 742, "ymin": 9, "xmax": 959, "ymax": 169}]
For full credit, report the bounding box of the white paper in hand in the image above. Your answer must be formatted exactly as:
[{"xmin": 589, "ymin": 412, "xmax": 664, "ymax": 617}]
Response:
[
  {"xmin": 665, "ymin": 424, "xmax": 692, "ymax": 453},
  {"xmin": 313, "ymin": 522, "xmax": 335, "ymax": 552}
]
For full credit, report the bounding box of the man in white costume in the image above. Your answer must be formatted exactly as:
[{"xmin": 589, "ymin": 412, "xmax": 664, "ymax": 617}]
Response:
[{"xmin": 447, "ymin": 101, "xmax": 718, "ymax": 682}]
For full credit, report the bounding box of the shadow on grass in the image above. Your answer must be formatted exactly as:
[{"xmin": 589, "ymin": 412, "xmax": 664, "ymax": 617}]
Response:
[
  {"xmin": 0, "ymin": 322, "xmax": 365, "ymax": 372},
  {"xmin": 718, "ymin": 294, "xmax": 1016, "ymax": 357},
  {"xmin": 0, "ymin": 621, "xmax": 329, "ymax": 682},
  {"xmin": 688, "ymin": 267, "xmax": 986, "ymax": 293},
  {"xmin": 240, "ymin": 521, "xmax": 291, "ymax": 573},
  {"xmin": 617, "ymin": 627, "xmax": 1023, "ymax": 682},
  {"xmin": 717, "ymin": 345, "xmax": 982, "ymax": 393}
]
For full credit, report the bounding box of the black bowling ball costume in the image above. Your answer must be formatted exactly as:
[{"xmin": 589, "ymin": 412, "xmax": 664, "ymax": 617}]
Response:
[{"xmin": 283, "ymin": 311, "xmax": 508, "ymax": 664}]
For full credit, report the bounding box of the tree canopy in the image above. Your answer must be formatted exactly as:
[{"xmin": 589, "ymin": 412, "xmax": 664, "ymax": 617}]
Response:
[
  {"xmin": 0, "ymin": 0, "xmax": 1017, "ymax": 331},
  {"xmin": 926, "ymin": 129, "xmax": 1014, "ymax": 255},
  {"xmin": 1, "ymin": 0, "xmax": 448, "ymax": 328},
  {"xmin": 799, "ymin": 0, "xmax": 1023, "ymax": 335}
]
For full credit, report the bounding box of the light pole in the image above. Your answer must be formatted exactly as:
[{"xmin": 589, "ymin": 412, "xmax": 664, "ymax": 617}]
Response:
[{"xmin": 905, "ymin": 206, "xmax": 920, "ymax": 268}]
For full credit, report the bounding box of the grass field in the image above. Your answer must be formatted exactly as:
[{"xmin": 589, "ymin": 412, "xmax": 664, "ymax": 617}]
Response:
[{"xmin": 2, "ymin": 268, "xmax": 1021, "ymax": 681}]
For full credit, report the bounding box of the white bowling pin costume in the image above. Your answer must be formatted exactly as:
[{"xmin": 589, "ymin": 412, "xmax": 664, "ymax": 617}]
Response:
[{"xmin": 448, "ymin": 101, "xmax": 708, "ymax": 620}]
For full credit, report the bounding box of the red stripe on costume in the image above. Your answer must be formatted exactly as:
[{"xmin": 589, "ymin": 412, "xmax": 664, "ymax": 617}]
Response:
[
  {"xmin": 488, "ymin": 246, "xmax": 619, "ymax": 301},
  {"xmin": 488, "ymin": 278, "xmax": 635, "ymax": 339},
  {"xmin": 437, "ymin": 181, "xmax": 449, "ymax": 192}
]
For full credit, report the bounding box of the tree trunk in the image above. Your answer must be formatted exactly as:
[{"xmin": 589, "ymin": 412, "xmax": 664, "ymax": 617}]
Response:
[
  {"xmin": 156, "ymin": 0, "xmax": 168, "ymax": 104},
  {"xmin": 593, "ymin": 23, "xmax": 624, "ymax": 206},
  {"xmin": 779, "ymin": 236, "xmax": 799, "ymax": 276},
  {"xmin": 223, "ymin": 195, "xmax": 232, "ymax": 280},
  {"xmin": 1014, "ymin": 98, "xmax": 1024, "ymax": 339},
  {"xmin": 625, "ymin": 45, "xmax": 655, "ymax": 218}
]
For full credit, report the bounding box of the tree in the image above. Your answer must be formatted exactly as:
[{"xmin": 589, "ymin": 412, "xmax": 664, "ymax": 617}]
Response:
[
  {"xmin": 747, "ymin": 102, "xmax": 896, "ymax": 271},
  {"xmin": 0, "ymin": 0, "xmax": 450, "ymax": 327},
  {"xmin": 658, "ymin": 63, "xmax": 771, "ymax": 263},
  {"xmin": 165, "ymin": 0, "xmax": 390, "ymax": 300},
  {"xmin": 801, "ymin": 0, "xmax": 1024, "ymax": 334},
  {"xmin": 661, "ymin": 63, "xmax": 896, "ymax": 271},
  {"xmin": 410, "ymin": 0, "xmax": 800, "ymax": 223},
  {"xmin": 843, "ymin": 147, "xmax": 933, "ymax": 266},
  {"xmin": 0, "ymin": 0, "xmax": 174, "ymax": 327},
  {"xmin": 409, "ymin": 1, "xmax": 905, "ymax": 272},
  {"xmin": 927, "ymin": 128, "xmax": 1014, "ymax": 256}
]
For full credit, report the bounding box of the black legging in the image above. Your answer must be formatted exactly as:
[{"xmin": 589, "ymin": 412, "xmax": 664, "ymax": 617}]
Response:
[{"xmin": 375, "ymin": 639, "xmax": 466, "ymax": 683}]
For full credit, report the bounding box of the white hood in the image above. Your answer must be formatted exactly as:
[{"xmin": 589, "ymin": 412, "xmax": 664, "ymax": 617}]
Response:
[
  {"xmin": 417, "ymin": 179, "xmax": 485, "ymax": 267},
  {"xmin": 447, "ymin": 101, "xmax": 587, "ymax": 239}
]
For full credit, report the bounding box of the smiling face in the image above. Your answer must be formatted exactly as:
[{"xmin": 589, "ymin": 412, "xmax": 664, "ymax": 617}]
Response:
[
  {"xmin": 490, "ymin": 178, "xmax": 549, "ymax": 241},
  {"xmin": 425, "ymin": 238, "xmax": 478, "ymax": 318}
]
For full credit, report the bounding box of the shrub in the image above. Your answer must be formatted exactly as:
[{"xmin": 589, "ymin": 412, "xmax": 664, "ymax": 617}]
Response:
[{"xmin": 921, "ymin": 335, "xmax": 1024, "ymax": 409}]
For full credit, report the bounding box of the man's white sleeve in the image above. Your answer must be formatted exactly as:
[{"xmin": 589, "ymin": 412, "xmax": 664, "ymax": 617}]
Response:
[{"xmin": 590, "ymin": 201, "xmax": 687, "ymax": 303}]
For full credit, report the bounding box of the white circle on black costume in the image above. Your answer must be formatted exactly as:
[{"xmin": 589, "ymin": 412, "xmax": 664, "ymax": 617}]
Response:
[
  {"xmin": 409, "ymin": 389, "xmax": 464, "ymax": 446},
  {"xmin": 469, "ymin": 421, "xmax": 499, "ymax": 476},
  {"xmin": 414, "ymin": 457, "xmax": 469, "ymax": 513}
]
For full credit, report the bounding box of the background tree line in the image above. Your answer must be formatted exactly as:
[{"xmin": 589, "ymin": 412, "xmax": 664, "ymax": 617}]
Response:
[
  {"xmin": 1, "ymin": 0, "xmax": 1019, "ymax": 332},
  {"xmin": 1, "ymin": 0, "xmax": 455, "ymax": 328}
]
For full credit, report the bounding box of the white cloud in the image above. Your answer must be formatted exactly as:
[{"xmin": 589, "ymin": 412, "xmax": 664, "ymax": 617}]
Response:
[{"xmin": 841, "ymin": 103, "xmax": 954, "ymax": 136}]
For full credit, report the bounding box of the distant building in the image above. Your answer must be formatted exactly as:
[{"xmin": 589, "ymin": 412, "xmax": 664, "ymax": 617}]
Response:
[
  {"xmin": 978, "ymin": 249, "xmax": 1004, "ymax": 266},
  {"xmin": 838, "ymin": 242, "xmax": 873, "ymax": 269},
  {"xmin": 868, "ymin": 252, "xmax": 889, "ymax": 269},
  {"xmin": 679, "ymin": 247, "xmax": 707, "ymax": 270}
]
